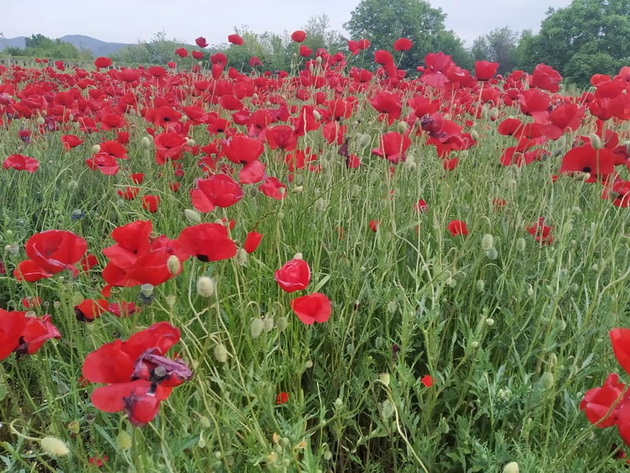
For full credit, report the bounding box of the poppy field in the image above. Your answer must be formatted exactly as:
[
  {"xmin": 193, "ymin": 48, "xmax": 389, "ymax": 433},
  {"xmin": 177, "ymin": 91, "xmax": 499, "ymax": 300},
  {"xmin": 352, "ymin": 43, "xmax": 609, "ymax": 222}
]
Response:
[{"xmin": 1, "ymin": 33, "xmax": 630, "ymax": 472}]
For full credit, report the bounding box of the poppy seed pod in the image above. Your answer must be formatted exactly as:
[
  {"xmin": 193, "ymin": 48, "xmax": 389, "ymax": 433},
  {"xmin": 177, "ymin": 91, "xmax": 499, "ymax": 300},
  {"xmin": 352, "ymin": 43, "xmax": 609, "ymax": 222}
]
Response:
[
  {"xmin": 117, "ymin": 431, "xmax": 132, "ymax": 450},
  {"xmin": 503, "ymin": 462, "xmax": 519, "ymax": 473},
  {"xmin": 481, "ymin": 234, "xmax": 495, "ymax": 251},
  {"xmin": 166, "ymin": 255, "xmax": 181, "ymax": 275}
]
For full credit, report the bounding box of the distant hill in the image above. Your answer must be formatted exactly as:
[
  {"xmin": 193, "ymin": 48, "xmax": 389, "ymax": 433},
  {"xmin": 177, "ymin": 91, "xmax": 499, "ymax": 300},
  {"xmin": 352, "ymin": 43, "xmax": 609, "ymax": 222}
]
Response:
[
  {"xmin": 0, "ymin": 34, "xmax": 132, "ymax": 57},
  {"xmin": 0, "ymin": 36, "xmax": 26, "ymax": 49}
]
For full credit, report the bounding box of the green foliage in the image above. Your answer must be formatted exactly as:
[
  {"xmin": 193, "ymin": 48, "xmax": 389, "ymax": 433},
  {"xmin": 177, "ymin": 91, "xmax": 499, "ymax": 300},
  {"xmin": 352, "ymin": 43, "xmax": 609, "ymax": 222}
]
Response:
[
  {"xmin": 471, "ymin": 27, "xmax": 520, "ymax": 75},
  {"xmin": 518, "ymin": 0, "xmax": 630, "ymax": 84},
  {"xmin": 344, "ymin": 0, "xmax": 472, "ymax": 71},
  {"xmin": 3, "ymin": 34, "xmax": 91, "ymax": 60},
  {"xmin": 111, "ymin": 32, "xmax": 190, "ymax": 66}
]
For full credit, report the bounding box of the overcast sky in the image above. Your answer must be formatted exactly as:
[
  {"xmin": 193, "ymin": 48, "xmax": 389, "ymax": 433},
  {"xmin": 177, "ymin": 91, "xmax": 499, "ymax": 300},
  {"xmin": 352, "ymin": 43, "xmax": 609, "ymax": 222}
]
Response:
[{"xmin": 1, "ymin": 0, "xmax": 572, "ymax": 47}]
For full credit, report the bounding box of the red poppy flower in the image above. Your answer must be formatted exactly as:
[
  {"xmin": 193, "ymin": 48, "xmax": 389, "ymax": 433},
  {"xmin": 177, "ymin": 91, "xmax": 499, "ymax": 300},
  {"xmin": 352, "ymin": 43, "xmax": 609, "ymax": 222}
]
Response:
[
  {"xmin": 276, "ymin": 392, "xmax": 289, "ymax": 404},
  {"xmin": 559, "ymin": 143, "xmax": 616, "ymax": 182},
  {"xmin": 102, "ymin": 221, "xmax": 184, "ymax": 288},
  {"xmin": 393, "ymin": 38, "xmax": 413, "ymax": 51},
  {"xmin": 16, "ymin": 314, "xmax": 61, "ymax": 355},
  {"xmin": 581, "ymin": 372, "xmax": 625, "ymax": 428},
  {"xmin": 177, "ymin": 223, "xmax": 237, "ymax": 262},
  {"xmin": 74, "ymin": 299, "xmax": 110, "ymax": 322},
  {"xmin": 82, "ymin": 322, "xmax": 191, "ymax": 426},
  {"xmin": 192, "ymin": 50, "xmax": 204, "ymax": 60},
  {"xmin": 86, "ymin": 153, "xmax": 119, "ymax": 175},
  {"xmin": 526, "ymin": 217, "xmax": 554, "ymax": 245},
  {"xmin": 175, "ymin": 48, "xmax": 188, "ymax": 58},
  {"xmin": 14, "ymin": 230, "xmax": 87, "ymax": 282},
  {"xmin": 222, "ymin": 134, "xmax": 265, "ymax": 164},
  {"xmin": 258, "ymin": 176, "xmax": 287, "ymax": 200},
  {"xmin": 94, "ymin": 57, "xmax": 112, "ymax": 68},
  {"xmin": 190, "ymin": 174, "xmax": 244, "ymax": 213},
  {"xmin": 118, "ymin": 186, "xmax": 140, "ymax": 200},
  {"xmin": 415, "ymin": 200, "xmax": 429, "ymax": 213},
  {"xmin": 3, "ymin": 154, "xmax": 39, "ymax": 173},
  {"xmin": 266, "ymin": 125, "xmax": 298, "ymax": 151},
  {"xmin": 239, "ymin": 160, "xmax": 266, "ymax": 184},
  {"xmin": 228, "ymin": 34, "xmax": 244, "ymax": 45},
  {"xmin": 142, "ymin": 195, "xmax": 161, "ymax": 213},
  {"xmin": 153, "ymin": 131, "xmax": 188, "ymax": 165},
  {"xmin": 290, "ymin": 293, "xmax": 331, "ymax": 325},
  {"xmin": 0, "ymin": 309, "xmax": 28, "ymax": 359},
  {"xmin": 244, "ymin": 232, "xmax": 263, "ymax": 253},
  {"xmin": 474, "ymin": 61, "xmax": 499, "ymax": 81},
  {"xmin": 371, "ymin": 132, "xmax": 411, "ymax": 164},
  {"xmin": 299, "ymin": 45, "xmax": 312, "ymax": 57},
  {"xmin": 368, "ymin": 91, "xmax": 402, "ymax": 125},
  {"xmin": 291, "ymin": 30, "xmax": 306, "ymax": 43},
  {"xmin": 195, "ymin": 37, "xmax": 208, "ymax": 48},
  {"xmin": 369, "ymin": 220, "xmax": 380, "ymax": 232},
  {"xmin": 531, "ymin": 63, "xmax": 562, "ymax": 93},
  {"xmin": 61, "ymin": 135, "xmax": 84, "ymax": 150},
  {"xmin": 275, "ymin": 259, "xmax": 311, "ymax": 293},
  {"xmin": 421, "ymin": 375, "xmax": 434, "ymax": 387},
  {"xmin": 447, "ymin": 220, "xmax": 468, "ymax": 237}
]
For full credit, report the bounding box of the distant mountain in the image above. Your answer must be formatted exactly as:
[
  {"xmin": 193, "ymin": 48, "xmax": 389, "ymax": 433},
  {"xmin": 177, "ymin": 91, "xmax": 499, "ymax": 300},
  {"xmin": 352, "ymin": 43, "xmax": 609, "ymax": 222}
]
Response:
[
  {"xmin": 60, "ymin": 35, "xmax": 131, "ymax": 57},
  {"xmin": 0, "ymin": 36, "xmax": 26, "ymax": 49},
  {"xmin": 0, "ymin": 34, "xmax": 132, "ymax": 57}
]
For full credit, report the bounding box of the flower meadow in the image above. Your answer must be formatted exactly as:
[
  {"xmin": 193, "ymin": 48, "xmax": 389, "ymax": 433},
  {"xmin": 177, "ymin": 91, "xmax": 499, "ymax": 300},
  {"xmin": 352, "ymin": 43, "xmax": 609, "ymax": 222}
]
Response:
[{"xmin": 0, "ymin": 33, "xmax": 629, "ymax": 472}]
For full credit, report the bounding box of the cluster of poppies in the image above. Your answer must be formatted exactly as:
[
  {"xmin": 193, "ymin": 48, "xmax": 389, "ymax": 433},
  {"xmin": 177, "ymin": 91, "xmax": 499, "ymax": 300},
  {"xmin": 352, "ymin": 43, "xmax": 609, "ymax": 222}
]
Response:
[
  {"xmin": 275, "ymin": 258, "xmax": 332, "ymax": 325},
  {"xmin": 581, "ymin": 329, "xmax": 630, "ymax": 446},
  {"xmin": 81, "ymin": 322, "xmax": 192, "ymax": 426}
]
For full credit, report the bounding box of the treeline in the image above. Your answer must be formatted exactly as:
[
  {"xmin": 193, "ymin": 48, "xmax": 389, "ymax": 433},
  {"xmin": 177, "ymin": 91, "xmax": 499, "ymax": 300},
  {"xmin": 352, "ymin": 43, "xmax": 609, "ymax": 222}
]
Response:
[{"xmin": 3, "ymin": 0, "xmax": 629, "ymax": 86}]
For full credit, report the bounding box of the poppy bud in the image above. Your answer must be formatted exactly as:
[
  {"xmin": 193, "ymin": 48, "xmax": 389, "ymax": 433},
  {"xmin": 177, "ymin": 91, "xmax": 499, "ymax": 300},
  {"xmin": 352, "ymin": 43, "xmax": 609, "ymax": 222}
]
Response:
[
  {"xmin": 167, "ymin": 255, "xmax": 181, "ymax": 275},
  {"xmin": 140, "ymin": 284, "xmax": 154, "ymax": 298},
  {"xmin": 250, "ymin": 318, "xmax": 264, "ymax": 338},
  {"xmin": 312, "ymin": 110, "xmax": 322, "ymax": 120},
  {"xmin": 40, "ymin": 436, "xmax": 70, "ymax": 456},
  {"xmin": 91, "ymin": 145, "xmax": 101, "ymax": 154},
  {"xmin": 539, "ymin": 372, "xmax": 554, "ymax": 390},
  {"xmin": 184, "ymin": 208, "xmax": 202, "ymax": 224},
  {"xmin": 357, "ymin": 133, "xmax": 371, "ymax": 148},
  {"xmin": 516, "ymin": 238, "xmax": 526, "ymax": 252},
  {"xmin": 36, "ymin": 116, "xmax": 46, "ymax": 125},
  {"xmin": 213, "ymin": 343, "xmax": 228, "ymax": 362},
  {"xmin": 589, "ymin": 133, "xmax": 602, "ymax": 149},
  {"xmin": 486, "ymin": 247, "xmax": 498, "ymax": 260},
  {"xmin": 141, "ymin": 136, "xmax": 152, "ymax": 148},
  {"xmin": 292, "ymin": 186, "xmax": 303, "ymax": 193},
  {"xmin": 117, "ymin": 431, "xmax": 132, "ymax": 450},
  {"xmin": 315, "ymin": 198, "xmax": 328, "ymax": 212},
  {"xmin": 196, "ymin": 276, "xmax": 216, "ymax": 298},
  {"xmin": 236, "ymin": 248, "xmax": 248, "ymax": 266},
  {"xmin": 381, "ymin": 399, "xmax": 395, "ymax": 419},
  {"xmin": 476, "ymin": 279, "xmax": 485, "ymax": 291},
  {"xmin": 276, "ymin": 316, "xmax": 288, "ymax": 332},
  {"xmin": 503, "ymin": 461, "xmax": 519, "ymax": 473},
  {"xmin": 471, "ymin": 129, "xmax": 479, "ymax": 141},
  {"xmin": 481, "ymin": 234, "xmax": 494, "ymax": 251},
  {"xmin": 485, "ymin": 318, "xmax": 495, "ymax": 326},
  {"xmin": 199, "ymin": 416, "xmax": 211, "ymax": 428},
  {"xmin": 396, "ymin": 121, "xmax": 408, "ymax": 133},
  {"xmin": 379, "ymin": 373, "xmax": 390, "ymax": 386},
  {"xmin": 263, "ymin": 317, "xmax": 274, "ymax": 332}
]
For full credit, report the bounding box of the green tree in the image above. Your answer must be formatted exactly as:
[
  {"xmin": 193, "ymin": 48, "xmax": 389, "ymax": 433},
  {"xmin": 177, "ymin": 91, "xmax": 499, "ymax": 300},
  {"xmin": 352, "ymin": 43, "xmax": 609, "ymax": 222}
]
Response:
[
  {"xmin": 4, "ymin": 33, "xmax": 91, "ymax": 60},
  {"xmin": 112, "ymin": 32, "xmax": 191, "ymax": 66},
  {"xmin": 518, "ymin": 0, "xmax": 630, "ymax": 85},
  {"xmin": 471, "ymin": 27, "xmax": 520, "ymax": 75},
  {"xmin": 344, "ymin": 0, "xmax": 471, "ymax": 71}
]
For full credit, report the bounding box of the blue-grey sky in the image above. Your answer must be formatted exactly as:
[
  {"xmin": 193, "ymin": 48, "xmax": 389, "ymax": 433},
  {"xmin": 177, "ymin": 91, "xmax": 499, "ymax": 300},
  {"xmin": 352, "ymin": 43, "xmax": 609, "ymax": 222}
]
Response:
[{"xmin": 1, "ymin": 0, "xmax": 571, "ymax": 47}]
